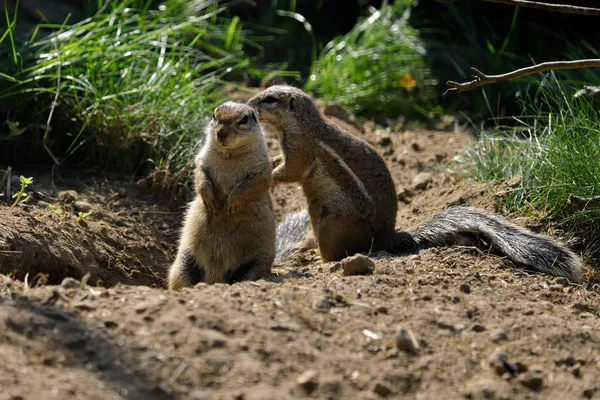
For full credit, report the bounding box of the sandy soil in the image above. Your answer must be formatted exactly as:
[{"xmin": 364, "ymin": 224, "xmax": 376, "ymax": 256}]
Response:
[{"xmin": 1, "ymin": 112, "xmax": 599, "ymax": 400}]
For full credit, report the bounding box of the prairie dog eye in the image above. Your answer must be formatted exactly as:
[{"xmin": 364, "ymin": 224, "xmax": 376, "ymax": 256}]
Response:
[
  {"xmin": 263, "ymin": 96, "xmax": 277, "ymax": 104},
  {"xmin": 239, "ymin": 115, "xmax": 249, "ymax": 125}
]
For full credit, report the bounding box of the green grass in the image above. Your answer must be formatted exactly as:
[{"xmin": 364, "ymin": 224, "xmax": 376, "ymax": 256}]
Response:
[
  {"xmin": 0, "ymin": 0, "xmax": 263, "ymax": 196},
  {"xmin": 465, "ymin": 75, "xmax": 600, "ymax": 272},
  {"xmin": 305, "ymin": 0, "xmax": 439, "ymax": 121}
]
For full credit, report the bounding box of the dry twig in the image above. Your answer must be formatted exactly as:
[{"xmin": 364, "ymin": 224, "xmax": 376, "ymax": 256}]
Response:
[
  {"xmin": 435, "ymin": 0, "xmax": 600, "ymax": 16},
  {"xmin": 568, "ymin": 194, "xmax": 600, "ymax": 211},
  {"xmin": 444, "ymin": 59, "xmax": 600, "ymax": 97}
]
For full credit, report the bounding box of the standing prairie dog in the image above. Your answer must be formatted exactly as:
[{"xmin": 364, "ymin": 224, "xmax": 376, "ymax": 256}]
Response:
[
  {"xmin": 247, "ymin": 86, "xmax": 583, "ymax": 283},
  {"xmin": 168, "ymin": 102, "xmax": 276, "ymax": 290}
]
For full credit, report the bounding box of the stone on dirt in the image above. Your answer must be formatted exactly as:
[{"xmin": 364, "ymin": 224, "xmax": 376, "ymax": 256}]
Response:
[
  {"xmin": 396, "ymin": 326, "xmax": 420, "ymax": 355},
  {"xmin": 341, "ymin": 254, "xmax": 375, "ymax": 276},
  {"xmin": 60, "ymin": 277, "xmax": 80, "ymax": 290},
  {"xmin": 412, "ymin": 172, "xmax": 433, "ymax": 190},
  {"xmin": 57, "ymin": 190, "xmax": 78, "ymax": 203},
  {"xmin": 297, "ymin": 369, "xmax": 319, "ymax": 394}
]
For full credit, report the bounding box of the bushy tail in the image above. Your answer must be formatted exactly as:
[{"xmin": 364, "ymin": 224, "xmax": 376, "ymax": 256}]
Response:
[
  {"xmin": 275, "ymin": 210, "xmax": 312, "ymax": 263},
  {"xmin": 410, "ymin": 206, "xmax": 584, "ymax": 283}
]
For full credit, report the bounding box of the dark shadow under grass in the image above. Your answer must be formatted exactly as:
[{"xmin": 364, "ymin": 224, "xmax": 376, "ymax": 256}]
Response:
[{"xmin": 0, "ymin": 0, "xmax": 261, "ymax": 199}]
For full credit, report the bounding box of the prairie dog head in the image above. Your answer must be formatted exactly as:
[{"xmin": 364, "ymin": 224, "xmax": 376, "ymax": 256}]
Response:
[
  {"xmin": 246, "ymin": 85, "xmax": 322, "ymax": 137},
  {"xmin": 208, "ymin": 102, "xmax": 261, "ymax": 150}
]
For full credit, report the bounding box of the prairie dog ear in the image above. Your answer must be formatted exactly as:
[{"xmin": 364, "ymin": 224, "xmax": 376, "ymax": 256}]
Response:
[{"xmin": 289, "ymin": 96, "xmax": 296, "ymax": 111}]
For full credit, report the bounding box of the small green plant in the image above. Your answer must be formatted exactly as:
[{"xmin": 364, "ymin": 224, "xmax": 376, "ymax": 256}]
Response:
[
  {"xmin": 10, "ymin": 176, "xmax": 33, "ymax": 208},
  {"xmin": 74, "ymin": 211, "xmax": 92, "ymax": 225},
  {"xmin": 48, "ymin": 204, "xmax": 70, "ymax": 225}
]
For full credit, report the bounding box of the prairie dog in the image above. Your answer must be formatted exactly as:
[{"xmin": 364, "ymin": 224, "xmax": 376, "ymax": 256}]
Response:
[
  {"xmin": 168, "ymin": 102, "xmax": 275, "ymax": 290},
  {"xmin": 247, "ymin": 86, "xmax": 583, "ymax": 283}
]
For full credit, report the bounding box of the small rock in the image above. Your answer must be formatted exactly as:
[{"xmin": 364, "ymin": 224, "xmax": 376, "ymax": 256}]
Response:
[
  {"xmin": 548, "ymin": 284, "xmax": 563, "ymax": 292},
  {"xmin": 57, "ymin": 190, "xmax": 78, "ymax": 203},
  {"xmin": 74, "ymin": 301, "xmax": 96, "ymax": 311},
  {"xmin": 117, "ymin": 187, "xmax": 127, "ymax": 197},
  {"xmin": 61, "ymin": 277, "xmax": 80, "ymax": 290},
  {"xmin": 198, "ymin": 329, "xmax": 228, "ymax": 349},
  {"xmin": 297, "ymin": 370, "xmax": 319, "ymax": 394},
  {"xmin": 37, "ymin": 200, "xmax": 51, "ymax": 208},
  {"xmin": 373, "ymin": 382, "xmax": 392, "ymax": 397},
  {"xmin": 396, "ymin": 188, "xmax": 413, "ymax": 203},
  {"xmin": 73, "ymin": 200, "xmax": 92, "ymax": 212},
  {"xmin": 412, "ymin": 172, "xmax": 433, "ymax": 190},
  {"xmin": 312, "ymin": 296, "xmax": 332, "ymax": 311},
  {"xmin": 489, "ymin": 351, "xmax": 516, "ymax": 376},
  {"xmin": 490, "ymin": 328, "xmax": 508, "ymax": 343},
  {"xmin": 341, "ymin": 254, "xmax": 375, "ymax": 276},
  {"xmin": 190, "ymin": 390, "xmax": 213, "ymax": 400},
  {"xmin": 396, "ymin": 327, "xmax": 420, "ymax": 354},
  {"xmin": 459, "ymin": 283, "xmax": 471, "ymax": 294},
  {"xmin": 377, "ymin": 135, "xmax": 392, "ymax": 147},
  {"xmin": 471, "ymin": 324, "xmax": 486, "ymax": 332},
  {"xmin": 376, "ymin": 306, "xmax": 388, "ymax": 314},
  {"xmin": 104, "ymin": 320, "xmax": 118, "ymax": 329},
  {"xmin": 583, "ymin": 386, "xmax": 600, "ymax": 399},
  {"xmin": 411, "ymin": 142, "xmax": 421, "ymax": 152},
  {"xmin": 519, "ymin": 367, "xmax": 543, "ymax": 391},
  {"xmin": 329, "ymin": 262, "xmax": 342, "ymax": 272}
]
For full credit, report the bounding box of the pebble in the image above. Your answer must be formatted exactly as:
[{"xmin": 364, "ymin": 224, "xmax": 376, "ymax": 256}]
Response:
[
  {"xmin": 198, "ymin": 329, "xmax": 228, "ymax": 349},
  {"xmin": 396, "ymin": 327, "xmax": 420, "ymax": 354},
  {"xmin": 471, "ymin": 324, "xmax": 486, "ymax": 332},
  {"xmin": 61, "ymin": 277, "xmax": 80, "ymax": 290},
  {"xmin": 341, "ymin": 254, "xmax": 375, "ymax": 276},
  {"xmin": 57, "ymin": 190, "xmax": 78, "ymax": 203},
  {"xmin": 490, "ymin": 328, "xmax": 508, "ymax": 343},
  {"xmin": 412, "ymin": 172, "xmax": 433, "ymax": 190},
  {"xmin": 373, "ymin": 382, "xmax": 392, "ymax": 397},
  {"xmin": 189, "ymin": 390, "xmax": 213, "ymax": 400},
  {"xmin": 377, "ymin": 135, "xmax": 392, "ymax": 147},
  {"xmin": 312, "ymin": 296, "xmax": 332, "ymax": 311},
  {"xmin": 519, "ymin": 366, "xmax": 544, "ymax": 391},
  {"xmin": 459, "ymin": 283, "xmax": 471, "ymax": 294},
  {"xmin": 37, "ymin": 200, "xmax": 51, "ymax": 208},
  {"xmin": 104, "ymin": 320, "xmax": 119, "ymax": 329},
  {"xmin": 396, "ymin": 188, "xmax": 413, "ymax": 203},
  {"xmin": 74, "ymin": 200, "xmax": 92, "ymax": 212},
  {"xmin": 297, "ymin": 370, "xmax": 319, "ymax": 394},
  {"xmin": 329, "ymin": 262, "xmax": 342, "ymax": 272},
  {"xmin": 73, "ymin": 301, "xmax": 96, "ymax": 311},
  {"xmin": 488, "ymin": 351, "xmax": 515, "ymax": 376}
]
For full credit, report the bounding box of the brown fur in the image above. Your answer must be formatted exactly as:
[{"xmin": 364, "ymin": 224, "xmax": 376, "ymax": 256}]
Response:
[
  {"xmin": 168, "ymin": 102, "xmax": 275, "ymax": 290},
  {"xmin": 247, "ymin": 86, "xmax": 399, "ymax": 262}
]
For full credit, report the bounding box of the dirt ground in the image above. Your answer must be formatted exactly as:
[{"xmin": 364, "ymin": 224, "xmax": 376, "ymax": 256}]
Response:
[{"xmin": 1, "ymin": 112, "xmax": 599, "ymax": 400}]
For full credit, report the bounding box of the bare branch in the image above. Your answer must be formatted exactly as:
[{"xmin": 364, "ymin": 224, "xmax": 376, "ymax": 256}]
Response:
[
  {"xmin": 485, "ymin": 0, "xmax": 600, "ymax": 16},
  {"xmin": 443, "ymin": 59, "xmax": 600, "ymax": 97},
  {"xmin": 434, "ymin": 0, "xmax": 600, "ymax": 16},
  {"xmin": 568, "ymin": 194, "xmax": 600, "ymax": 211}
]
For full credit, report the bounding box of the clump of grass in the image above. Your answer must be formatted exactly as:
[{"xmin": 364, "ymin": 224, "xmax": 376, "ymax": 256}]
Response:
[
  {"xmin": 466, "ymin": 74, "xmax": 600, "ymax": 270},
  {"xmin": 305, "ymin": 0, "xmax": 438, "ymax": 121},
  {"xmin": 1, "ymin": 0, "xmax": 259, "ymax": 196}
]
